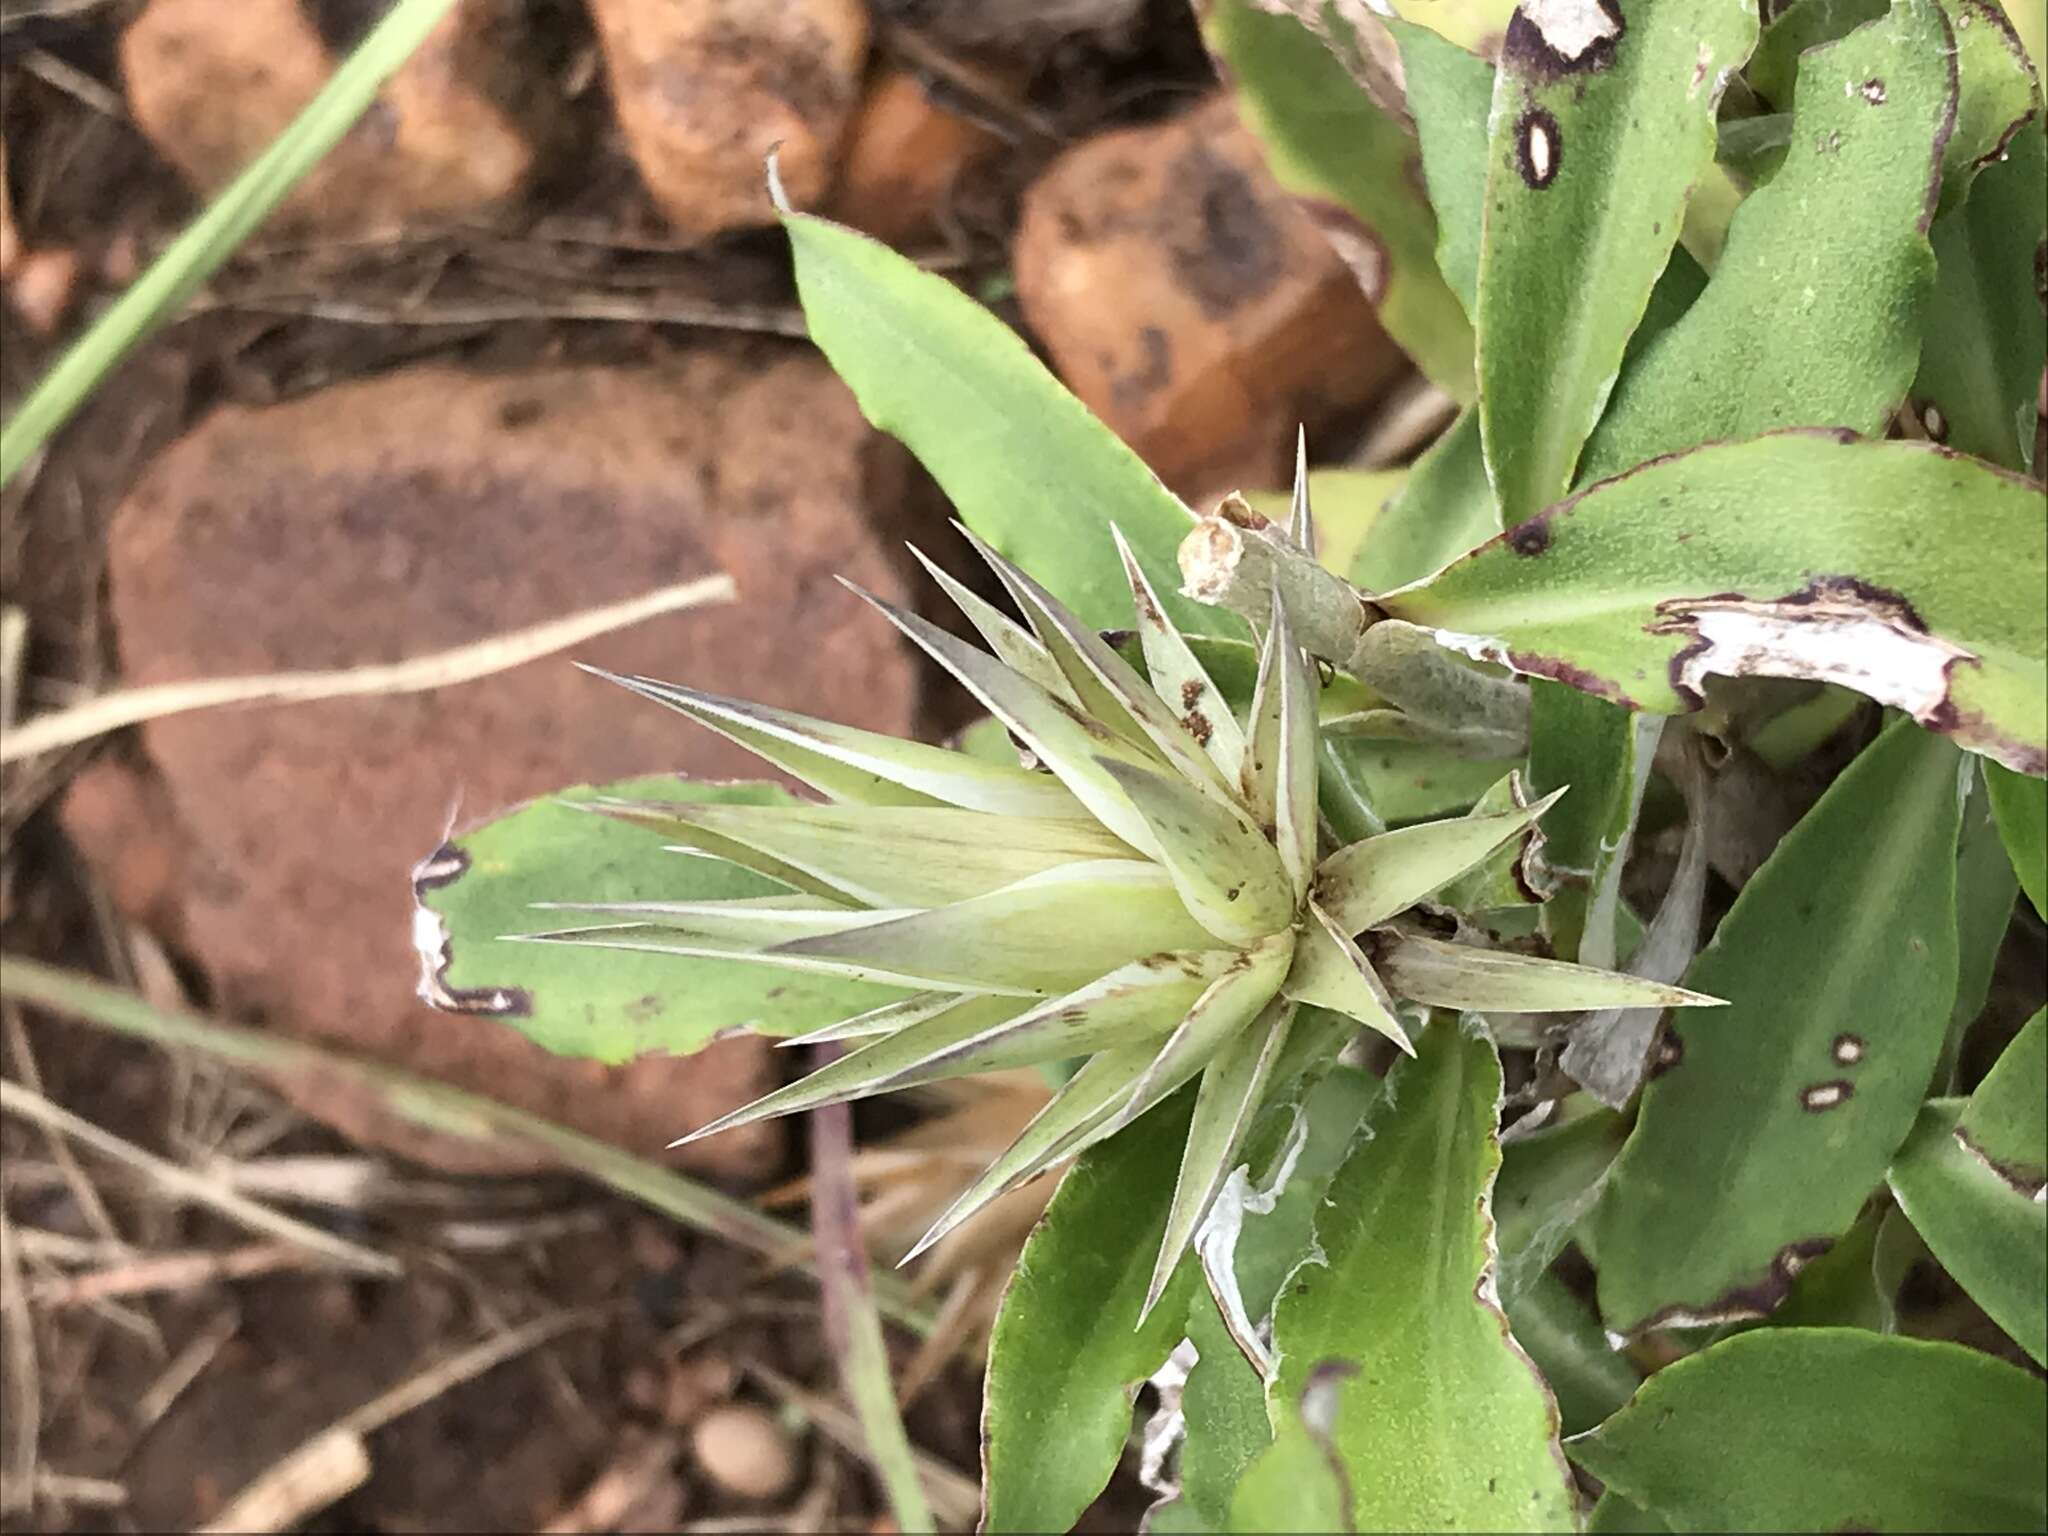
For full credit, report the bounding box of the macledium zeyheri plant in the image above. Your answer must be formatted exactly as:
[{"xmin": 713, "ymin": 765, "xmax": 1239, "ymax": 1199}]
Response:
[{"xmin": 500, "ymin": 486, "xmax": 1717, "ymax": 1315}]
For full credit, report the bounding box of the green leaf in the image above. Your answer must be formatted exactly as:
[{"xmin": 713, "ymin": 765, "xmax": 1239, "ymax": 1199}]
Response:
[
  {"xmin": 1371, "ymin": 932, "xmax": 1718, "ymax": 1013},
  {"xmin": 1918, "ymin": 122, "xmax": 2048, "ymax": 472},
  {"xmin": 1746, "ymin": 0, "xmax": 1888, "ymax": 106},
  {"xmin": 782, "ymin": 212, "xmax": 1219, "ymax": 637},
  {"xmin": 1228, "ymin": 1374, "xmax": 1353, "ymax": 1534},
  {"xmin": 1495, "ymin": 1105, "xmax": 1630, "ymax": 1303},
  {"xmin": 1246, "ymin": 469, "xmax": 1410, "ymax": 599},
  {"xmin": 1526, "ymin": 686, "xmax": 1653, "ymax": 960},
  {"xmin": 1171, "ymin": 1066, "xmax": 1380, "ymax": 1531},
  {"xmin": 1393, "ymin": 18, "xmax": 1495, "ymax": 317},
  {"xmin": 1934, "ymin": 0, "xmax": 2042, "ymax": 212},
  {"xmin": 412, "ymin": 778, "xmax": 905, "ymax": 1062},
  {"xmin": 1762, "ymin": 1202, "xmax": 1896, "ymax": 1331},
  {"xmin": 1202, "ymin": 0, "xmax": 1477, "ymax": 399},
  {"xmin": 1359, "ymin": 408, "xmax": 1501, "ymax": 591},
  {"xmin": 1313, "ymin": 791, "xmax": 1560, "ymax": 933},
  {"xmin": 1586, "ymin": 1490, "xmax": 1676, "ymax": 1535},
  {"xmin": 1575, "ymin": 0, "xmax": 1955, "ymax": 483},
  {"xmin": 982, "ymin": 1091, "xmax": 1201, "ymax": 1533},
  {"xmin": 1569, "ymin": 1329, "xmax": 2048, "ymax": 1532},
  {"xmin": 1987, "ymin": 759, "xmax": 2048, "ymax": 917},
  {"xmin": 1889, "ymin": 1098, "xmax": 2048, "ymax": 1365},
  {"xmin": 1268, "ymin": 1021, "xmax": 1576, "ymax": 1532},
  {"xmin": 1958, "ymin": 1006, "xmax": 2048, "ymax": 1195},
  {"xmin": 1477, "ymin": 0, "xmax": 1758, "ymax": 524},
  {"xmin": 1383, "ymin": 432, "xmax": 2048, "ymax": 774},
  {"xmin": 1504, "ymin": 1270, "xmax": 1639, "ymax": 1436},
  {"xmin": 1592, "ymin": 719, "xmax": 1965, "ymax": 1333},
  {"xmin": 0, "ymin": 0, "xmax": 461, "ymax": 486}
]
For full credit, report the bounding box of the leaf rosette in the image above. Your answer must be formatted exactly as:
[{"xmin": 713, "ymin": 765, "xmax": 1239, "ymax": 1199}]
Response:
[{"xmin": 462, "ymin": 494, "xmax": 1718, "ymax": 1313}]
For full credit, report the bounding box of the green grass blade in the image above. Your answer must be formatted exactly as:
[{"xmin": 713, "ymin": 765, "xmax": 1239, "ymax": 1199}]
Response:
[{"xmin": 0, "ymin": 0, "xmax": 460, "ymax": 487}]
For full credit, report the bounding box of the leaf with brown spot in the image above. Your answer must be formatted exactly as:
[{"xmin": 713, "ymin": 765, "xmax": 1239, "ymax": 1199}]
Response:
[{"xmin": 1591, "ymin": 718, "xmax": 1966, "ymax": 1335}]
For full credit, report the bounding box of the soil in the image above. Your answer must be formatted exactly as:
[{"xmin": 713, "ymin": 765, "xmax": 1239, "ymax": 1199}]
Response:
[{"xmin": 0, "ymin": 1, "xmax": 1215, "ymax": 1528}]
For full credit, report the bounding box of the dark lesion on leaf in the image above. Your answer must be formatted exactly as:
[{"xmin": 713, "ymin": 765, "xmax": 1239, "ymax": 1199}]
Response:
[
  {"xmin": 1513, "ymin": 107, "xmax": 1563, "ymax": 190},
  {"xmin": 1501, "ymin": 0, "xmax": 1625, "ymax": 80},
  {"xmin": 1630, "ymin": 1234, "xmax": 1835, "ymax": 1333},
  {"xmin": 1800, "ymin": 1079, "xmax": 1855, "ymax": 1111},
  {"xmin": 1505, "ymin": 515, "xmax": 1553, "ymax": 556}
]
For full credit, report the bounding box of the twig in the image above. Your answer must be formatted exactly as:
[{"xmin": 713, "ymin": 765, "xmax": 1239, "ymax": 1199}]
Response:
[
  {"xmin": 0, "ymin": 1079, "xmax": 400, "ymax": 1276},
  {"xmin": 0, "ymin": 573, "xmax": 735, "ymax": 762},
  {"xmin": 541, "ymin": 1429, "xmax": 684, "ymax": 1534},
  {"xmin": 199, "ymin": 1310, "xmax": 604, "ymax": 1532},
  {"xmin": 29, "ymin": 1471, "xmax": 127, "ymax": 1509},
  {"xmin": 811, "ymin": 1081, "xmax": 934, "ymax": 1534},
  {"xmin": 21, "ymin": 49, "xmax": 125, "ymax": 118},
  {"xmin": 28, "ymin": 1240, "xmax": 317, "ymax": 1307},
  {"xmin": 0, "ymin": 1203, "xmax": 39, "ymax": 1517},
  {"xmin": 0, "ymin": 960, "xmax": 937, "ymax": 1335},
  {"xmin": 134, "ymin": 1307, "xmax": 240, "ymax": 1432},
  {"xmin": 195, "ymin": 1429, "xmax": 371, "ymax": 1535},
  {"xmin": 1, "ymin": 1000, "xmax": 128, "ymax": 1250}
]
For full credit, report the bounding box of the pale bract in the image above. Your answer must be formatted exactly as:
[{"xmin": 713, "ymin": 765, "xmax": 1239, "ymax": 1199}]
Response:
[{"xmin": 494, "ymin": 489, "xmax": 1718, "ymax": 1317}]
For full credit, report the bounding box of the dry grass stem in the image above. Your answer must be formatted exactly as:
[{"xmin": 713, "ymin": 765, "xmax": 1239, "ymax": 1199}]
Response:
[
  {"xmin": 28, "ymin": 1240, "xmax": 316, "ymax": 1307},
  {"xmin": 133, "ymin": 1307, "xmax": 240, "ymax": 1432},
  {"xmin": 0, "ymin": 573, "xmax": 735, "ymax": 763},
  {"xmin": 195, "ymin": 1428, "xmax": 373, "ymax": 1535},
  {"xmin": 0, "ymin": 1203, "xmax": 40, "ymax": 1517},
  {"xmin": 0, "ymin": 1078, "xmax": 401, "ymax": 1276}
]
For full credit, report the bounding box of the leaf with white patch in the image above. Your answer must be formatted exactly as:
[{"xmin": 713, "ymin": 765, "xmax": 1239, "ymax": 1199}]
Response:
[
  {"xmin": 1477, "ymin": 0, "xmax": 1759, "ymax": 524},
  {"xmin": 586, "ymin": 669, "xmax": 1082, "ymax": 817},
  {"xmin": 412, "ymin": 778, "xmax": 909, "ymax": 1061},
  {"xmin": 1382, "ymin": 432, "xmax": 2048, "ymax": 773},
  {"xmin": 1314, "ymin": 789, "xmax": 1563, "ymax": 933},
  {"xmin": 1592, "ymin": 719, "xmax": 1966, "ymax": 1335}
]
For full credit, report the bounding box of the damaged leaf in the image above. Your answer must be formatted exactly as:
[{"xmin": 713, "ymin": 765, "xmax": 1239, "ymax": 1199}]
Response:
[
  {"xmin": 1888, "ymin": 1097, "xmax": 2048, "ymax": 1365},
  {"xmin": 1569, "ymin": 1330, "xmax": 2048, "ymax": 1532},
  {"xmin": 1477, "ymin": 0, "xmax": 1758, "ymax": 523},
  {"xmin": 1267, "ymin": 1020, "xmax": 1576, "ymax": 1531},
  {"xmin": 1381, "ymin": 431, "xmax": 2048, "ymax": 773},
  {"xmin": 410, "ymin": 778, "xmax": 905, "ymax": 1062},
  {"xmin": 1956, "ymin": 1006, "xmax": 2048, "ymax": 1196},
  {"xmin": 1203, "ymin": 0, "xmax": 1478, "ymax": 400},
  {"xmin": 1591, "ymin": 719, "xmax": 1964, "ymax": 1335},
  {"xmin": 1916, "ymin": 117, "xmax": 2047, "ymax": 472}
]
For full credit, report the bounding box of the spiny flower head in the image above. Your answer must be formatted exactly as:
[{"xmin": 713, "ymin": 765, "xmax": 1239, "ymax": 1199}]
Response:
[{"xmin": 514, "ymin": 509, "xmax": 1716, "ymax": 1315}]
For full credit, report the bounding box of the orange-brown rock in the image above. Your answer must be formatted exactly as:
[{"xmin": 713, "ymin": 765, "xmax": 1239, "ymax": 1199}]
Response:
[
  {"xmin": 830, "ymin": 66, "xmax": 1001, "ymax": 246},
  {"xmin": 1013, "ymin": 95, "xmax": 1405, "ymax": 498},
  {"xmin": 118, "ymin": 0, "xmax": 541, "ymax": 237},
  {"xmin": 93, "ymin": 348, "xmax": 923, "ymax": 1177},
  {"xmin": 589, "ymin": 0, "xmax": 870, "ymax": 242}
]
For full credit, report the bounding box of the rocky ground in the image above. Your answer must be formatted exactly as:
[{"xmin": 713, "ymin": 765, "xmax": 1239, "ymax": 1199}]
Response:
[{"xmin": 0, "ymin": 1, "xmax": 1418, "ymax": 1528}]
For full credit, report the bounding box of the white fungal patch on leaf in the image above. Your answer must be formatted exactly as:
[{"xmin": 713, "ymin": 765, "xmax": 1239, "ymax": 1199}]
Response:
[
  {"xmin": 1832, "ymin": 1033, "xmax": 1866, "ymax": 1065},
  {"xmin": 1651, "ymin": 580, "xmax": 1976, "ymax": 730},
  {"xmin": 1521, "ymin": 112, "xmax": 1559, "ymax": 187},
  {"xmin": 1522, "ymin": 0, "xmax": 1622, "ymax": 59},
  {"xmin": 1801, "ymin": 1080, "xmax": 1854, "ymax": 1111}
]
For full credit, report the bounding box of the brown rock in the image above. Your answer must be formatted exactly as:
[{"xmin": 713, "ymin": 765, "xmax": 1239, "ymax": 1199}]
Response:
[
  {"xmin": 99, "ymin": 348, "xmax": 923, "ymax": 1177},
  {"xmin": 119, "ymin": 0, "xmax": 541, "ymax": 237},
  {"xmin": 1013, "ymin": 95, "xmax": 1405, "ymax": 498},
  {"xmin": 589, "ymin": 0, "xmax": 870, "ymax": 241},
  {"xmin": 830, "ymin": 66, "xmax": 1001, "ymax": 246}
]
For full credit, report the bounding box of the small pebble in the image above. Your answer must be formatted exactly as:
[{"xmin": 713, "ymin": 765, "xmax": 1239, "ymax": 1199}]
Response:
[{"xmin": 692, "ymin": 1402, "xmax": 798, "ymax": 1501}]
